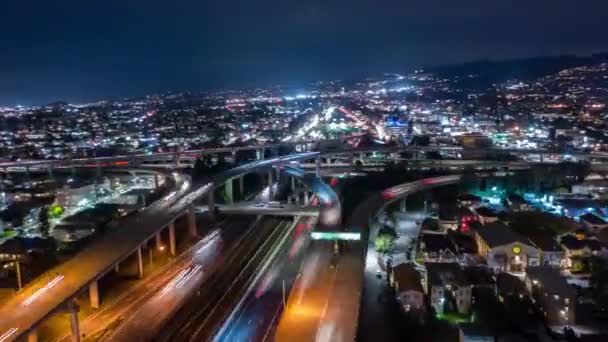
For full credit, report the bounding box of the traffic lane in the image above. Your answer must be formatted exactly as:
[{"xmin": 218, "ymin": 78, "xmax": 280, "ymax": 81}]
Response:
[
  {"xmin": 156, "ymin": 217, "xmax": 285, "ymax": 342},
  {"xmin": 51, "ymin": 215, "xmax": 253, "ymax": 342},
  {"xmin": 215, "ymin": 217, "xmax": 313, "ymax": 342},
  {"xmin": 274, "ymin": 240, "xmax": 340, "ymax": 342},
  {"xmin": 52, "ymin": 256, "xmax": 191, "ymax": 342},
  {"xmin": 177, "ymin": 219, "xmax": 290, "ymax": 342},
  {"xmin": 358, "ymin": 239, "xmax": 402, "ymax": 342},
  {"xmin": 104, "ymin": 216, "xmax": 262, "ymax": 342},
  {"xmin": 313, "ymin": 241, "xmax": 363, "ymax": 342}
]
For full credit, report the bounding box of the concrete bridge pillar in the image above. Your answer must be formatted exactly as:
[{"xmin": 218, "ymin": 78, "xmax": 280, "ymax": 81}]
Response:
[
  {"xmin": 224, "ymin": 180, "xmax": 234, "ymax": 205},
  {"xmin": 207, "ymin": 190, "xmax": 215, "ymax": 221},
  {"xmin": 187, "ymin": 207, "xmax": 197, "ymax": 238},
  {"xmin": 47, "ymin": 166, "xmax": 54, "ymax": 182},
  {"xmin": 239, "ymin": 176, "xmax": 245, "ymax": 199},
  {"xmin": 68, "ymin": 301, "xmax": 81, "ymax": 342},
  {"xmin": 154, "ymin": 174, "xmax": 160, "ymax": 189},
  {"xmin": 400, "ymin": 198, "xmax": 407, "ymax": 213},
  {"xmin": 27, "ymin": 331, "xmax": 38, "ymax": 342},
  {"xmin": 155, "ymin": 232, "xmax": 163, "ymax": 249},
  {"xmin": 256, "ymin": 149, "xmax": 264, "ymax": 160},
  {"xmin": 95, "ymin": 162, "xmax": 102, "ymax": 178},
  {"xmin": 89, "ymin": 280, "xmax": 100, "ymax": 309},
  {"xmin": 174, "ymin": 153, "xmax": 181, "ymax": 169},
  {"xmin": 268, "ymin": 170, "xmax": 274, "ymax": 200},
  {"xmin": 315, "ymin": 156, "xmax": 321, "ymax": 178},
  {"xmin": 136, "ymin": 247, "xmax": 144, "ymax": 279},
  {"xmin": 169, "ymin": 222, "xmax": 176, "ymax": 256}
]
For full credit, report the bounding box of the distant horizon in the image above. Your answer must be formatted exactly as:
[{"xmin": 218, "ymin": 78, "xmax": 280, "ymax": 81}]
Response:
[{"xmin": 2, "ymin": 50, "xmax": 607, "ymax": 108}]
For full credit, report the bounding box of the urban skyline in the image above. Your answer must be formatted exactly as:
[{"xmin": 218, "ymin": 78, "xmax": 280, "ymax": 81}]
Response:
[
  {"xmin": 2, "ymin": 2, "xmax": 608, "ymax": 342},
  {"xmin": 2, "ymin": 0, "xmax": 608, "ymax": 105}
]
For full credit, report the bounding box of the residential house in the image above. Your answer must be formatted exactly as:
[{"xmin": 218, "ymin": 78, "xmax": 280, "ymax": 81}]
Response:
[
  {"xmin": 472, "ymin": 222, "xmax": 540, "ymax": 273},
  {"xmin": 506, "ymin": 194, "xmax": 533, "ymax": 212},
  {"xmin": 525, "ymin": 266, "xmax": 576, "ymax": 326},
  {"xmin": 419, "ymin": 233, "xmax": 459, "ymax": 263},
  {"xmin": 579, "ymin": 213, "xmax": 608, "ymax": 231},
  {"xmin": 560, "ymin": 234, "xmax": 603, "ymax": 268},
  {"xmin": 389, "ymin": 263, "xmax": 425, "ymax": 314},
  {"xmin": 426, "ymin": 263, "xmax": 473, "ymax": 315},
  {"xmin": 527, "ymin": 233, "xmax": 566, "ymax": 268},
  {"xmin": 473, "ymin": 206, "xmax": 499, "ymax": 225}
]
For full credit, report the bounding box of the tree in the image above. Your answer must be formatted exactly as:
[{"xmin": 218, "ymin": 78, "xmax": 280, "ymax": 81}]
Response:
[
  {"xmin": 38, "ymin": 206, "xmax": 50, "ymax": 238},
  {"xmin": 590, "ymin": 257, "xmax": 608, "ymax": 309},
  {"xmin": 375, "ymin": 233, "xmax": 395, "ymax": 254}
]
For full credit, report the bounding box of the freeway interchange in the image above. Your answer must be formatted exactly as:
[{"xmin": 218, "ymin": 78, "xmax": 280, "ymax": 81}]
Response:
[
  {"xmin": 0, "ymin": 152, "xmax": 335, "ymax": 342},
  {"xmin": 0, "ymin": 145, "xmax": 598, "ymax": 342}
]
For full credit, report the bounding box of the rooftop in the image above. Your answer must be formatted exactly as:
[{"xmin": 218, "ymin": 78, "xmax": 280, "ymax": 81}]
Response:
[
  {"xmin": 474, "ymin": 222, "xmax": 534, "ymax": 248},
  {"xmin": 426, "ymin": 262, "xmax": 471, "ymax": 287},
  {"xmin": 526, "ymin": 266, "xmax": 576, "ymax": 297},
  {"xmin": 391, "ymin": 263, "xmax": 424, "ymax": 293}
]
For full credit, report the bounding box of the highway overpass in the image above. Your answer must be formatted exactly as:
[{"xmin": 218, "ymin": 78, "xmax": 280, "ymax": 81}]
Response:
[
  {"xmin": 193, "ymin": 202, "xmax": 319, "ymax": 217},
  {"xmin": 3, "ymin": 141, "xmax": 608, "ymax": 173},
  {"xmin": 0, "ymin": 152, "xmax": 337, "ymax": 342},
  {"xmin": 275, "ymin": 175, "xmax": 461, "ymax": 342}
]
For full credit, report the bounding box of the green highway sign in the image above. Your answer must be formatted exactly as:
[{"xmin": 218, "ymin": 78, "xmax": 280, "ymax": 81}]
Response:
[{"xmin": 310, "ymin": 232, "xmax": 361, "ymax": 241}]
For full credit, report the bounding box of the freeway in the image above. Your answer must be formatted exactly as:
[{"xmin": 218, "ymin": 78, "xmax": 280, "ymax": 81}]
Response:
[
  {"xmin": 282, "ymin": 165, "xmax": 341, "ymax": 227},
  {"xmin": 157, "ymin": 217, "xmax": 298, "ymax": 342},
  {"xmin": 194, "ymin": 202, "xmax": 320, "ymax": 217},
  {"xmin": 213, "ymin": 216, "xmax": 317, "ymax": 342},
  {"xmin": 4, "ymin": 140, "xmax": 608, "ymax": 171},
  {"xmin": 275, "ymin": 175, "xmax": 461, "ymax": 342},
  {"xmin": 0, "ymin": 153, "xmax": 326, "ymax": 341},
  {"xmin": 95, "ymin": 215, "xmax": 258, "ymax": 341},
  {"xmin": 0, "ymin": 173, "xmax": 192, "ymax": 341}
]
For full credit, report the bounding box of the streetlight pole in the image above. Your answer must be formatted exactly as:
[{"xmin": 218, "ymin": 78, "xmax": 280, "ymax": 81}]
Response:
[
  {"xmin": 282, "ymin": 279, "xmax": 286, "ymax": 309},
  {"xmin": 15, "ymin": 259, "xmax": 22, "ymax": 291}
]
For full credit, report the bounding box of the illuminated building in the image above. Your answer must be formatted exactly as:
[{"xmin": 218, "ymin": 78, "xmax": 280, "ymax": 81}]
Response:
[
  {"xmin": 426, "ymin": 263, "xmax": 472, "ymax": 316},
  {"xmin": 472, "ymin": 222, "xmax": 540, "ymax": 273}
]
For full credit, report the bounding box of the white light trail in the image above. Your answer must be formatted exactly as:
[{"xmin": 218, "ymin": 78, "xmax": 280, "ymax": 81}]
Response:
[
  {"xmin": 0, "ymin": 328, "xmax": 18, "ymax": 342},
  {"xmin": 23, "ymin": 275, "xmax": 64, "ymax": 306}
]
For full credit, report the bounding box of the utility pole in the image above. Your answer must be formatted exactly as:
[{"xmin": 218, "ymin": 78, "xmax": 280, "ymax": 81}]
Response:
[
  {"xmin": 15, "ymin": 259, "xmax": 22, "ymax": 291},
  {"xmin": 282, "ymin": 279, "xmax": 286, "ymax": 309}
]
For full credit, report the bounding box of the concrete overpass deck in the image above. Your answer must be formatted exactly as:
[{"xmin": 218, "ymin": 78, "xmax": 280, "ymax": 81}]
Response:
[
  {"xmin": 0, "ymin": 152, "xmax": 328, "ymax": 342},
  {"xmin": 193, "ymin": 202, "xmax": 319, "ymax": 217}
]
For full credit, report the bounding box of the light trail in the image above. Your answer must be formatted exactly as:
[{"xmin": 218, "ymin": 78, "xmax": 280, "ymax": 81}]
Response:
[
  {"xmin": 0, "ymin": 328, "xmax": 18, "ymax": 342},
  {"xmin": 22, "ymin": 275, "xmax": 64, "ymax": 306}
]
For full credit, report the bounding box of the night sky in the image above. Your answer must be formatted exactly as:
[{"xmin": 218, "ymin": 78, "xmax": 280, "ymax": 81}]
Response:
[{"xmin": 1, "ymin": 0, "xmax": 607, "ymax": 105}]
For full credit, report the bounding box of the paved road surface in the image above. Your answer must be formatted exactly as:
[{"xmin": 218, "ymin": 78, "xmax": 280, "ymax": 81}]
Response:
[
  {"xmin": 214, "ymin": 217, "xmax": 316, "ymax": 342},
  {"xmin": 157, "ymin": 217, "xmax": 295, "ymax": 342},
  {"xmin": 49, "ymin": 216, "xmax": 254, "ymax": 342},
  {"xmin": 0, "ymin": 175, "xmax": 193, "ymax": 341}
]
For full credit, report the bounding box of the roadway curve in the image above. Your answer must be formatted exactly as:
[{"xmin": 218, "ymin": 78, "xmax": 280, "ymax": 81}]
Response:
[
  {"xmin": 0, "ymin": 152, "xmax": 336, "ymax": 341},
  {"xmin": 274, "ymin": 175, "xmax": 460, "ymax": 342}
]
